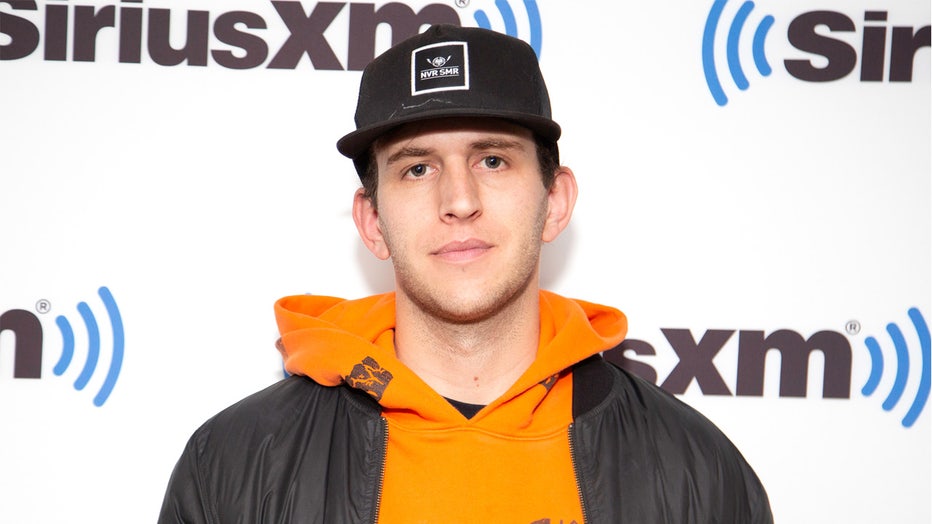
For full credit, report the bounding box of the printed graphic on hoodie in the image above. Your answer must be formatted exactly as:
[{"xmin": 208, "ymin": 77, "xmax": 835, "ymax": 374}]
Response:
[{"xmin": 347, "ymin": 356, "xmax": 393, "ymax": 400}]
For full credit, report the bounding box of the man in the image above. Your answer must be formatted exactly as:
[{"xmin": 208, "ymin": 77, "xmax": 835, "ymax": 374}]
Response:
[{"xmin": 159, "ymin": 25, "xmax": 772, "ymax": 523}]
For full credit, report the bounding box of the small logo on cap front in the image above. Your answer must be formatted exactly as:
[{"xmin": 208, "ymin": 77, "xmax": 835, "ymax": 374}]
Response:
[
  {"xmin": 412, "ymin": 41, "xmax": 469, "ymax": 96},
  {"xmin": 428, "ymin": 56, "xmax": 452, "ymax": 68}
]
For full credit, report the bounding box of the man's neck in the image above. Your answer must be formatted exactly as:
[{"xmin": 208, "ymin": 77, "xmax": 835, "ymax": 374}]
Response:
[{"xmin": 393, "ymin": 287, "xmax": 540, "ymax": 405}]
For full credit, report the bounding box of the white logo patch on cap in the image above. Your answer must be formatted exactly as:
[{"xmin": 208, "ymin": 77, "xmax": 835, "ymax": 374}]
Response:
[{"xmin": 411, "ymin": 41, "xmax": 469, "ymax": 96}]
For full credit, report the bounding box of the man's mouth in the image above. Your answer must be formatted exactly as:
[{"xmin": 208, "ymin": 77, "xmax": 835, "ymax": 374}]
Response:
[{"xmin": 432, "ymin": 239, "xmax": 493, "ymax": 261}]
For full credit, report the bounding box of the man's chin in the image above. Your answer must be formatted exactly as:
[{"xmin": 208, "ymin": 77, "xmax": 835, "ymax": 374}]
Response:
[{"xmin": 406, "ymin": 284, "xmax": 532, "ymax": 326}]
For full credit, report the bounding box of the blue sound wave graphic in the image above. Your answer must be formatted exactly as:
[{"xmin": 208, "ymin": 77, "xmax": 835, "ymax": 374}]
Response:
[
  {"xmin": 474, "ymin": 0, "xmax": 543, "ymax": 58},
  {"xmin": 862, "ymin": 308, "xmax": 930, "ymax": 428},
  {"xmin": 52, "ymin": 287, "xmax": 124, "ymax": 407},
  {"xmin": 702, "ymin": 0, "xmax": 774, "ymax": 106}
]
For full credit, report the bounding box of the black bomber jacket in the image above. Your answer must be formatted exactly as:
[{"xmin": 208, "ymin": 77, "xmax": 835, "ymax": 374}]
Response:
[{"xmin": 158, "ymin": 356, "xmax": 773, "ymax": 523}]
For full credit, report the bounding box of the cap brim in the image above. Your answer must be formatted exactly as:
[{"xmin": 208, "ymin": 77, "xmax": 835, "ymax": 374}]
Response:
[{"xmin": 336, "ymin": 108, "xmax": 562, "ymax": 161}]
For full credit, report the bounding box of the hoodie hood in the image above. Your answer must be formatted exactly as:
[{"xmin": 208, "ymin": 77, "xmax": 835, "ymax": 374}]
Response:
[{"xmin": 275, "ymin": 290, "xmax": 626, "ymax": 426}]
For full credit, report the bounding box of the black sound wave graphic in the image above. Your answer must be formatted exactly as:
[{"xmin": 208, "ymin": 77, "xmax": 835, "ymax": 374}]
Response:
[
  {"xmin": 862, "ymin": 308, "xmax": 930, "ymax": 428},
  {"xmin": 52, "ymin": 287, "xmax": 124, "ymax": 406}
]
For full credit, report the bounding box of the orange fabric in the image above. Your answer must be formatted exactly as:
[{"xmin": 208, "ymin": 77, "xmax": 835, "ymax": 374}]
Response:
[{"xmin": 274, "ymin": 290, "xmax": 627, "ymax": 523}]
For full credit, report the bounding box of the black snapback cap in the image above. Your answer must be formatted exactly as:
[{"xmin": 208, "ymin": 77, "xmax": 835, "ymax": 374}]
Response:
[{"xmin": 336, "ymin": 24, "xmax": 561, "ymax": 175}]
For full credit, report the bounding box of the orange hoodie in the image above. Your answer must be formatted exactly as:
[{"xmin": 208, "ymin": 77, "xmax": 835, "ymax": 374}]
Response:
[{"xmin": 275, "ymin": 290, "xmax": 626, "ymax": 523}]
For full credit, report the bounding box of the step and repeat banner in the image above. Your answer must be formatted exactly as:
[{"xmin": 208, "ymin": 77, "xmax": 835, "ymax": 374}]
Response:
[{"xmin": 2, "ymin": 0, "xmax": 929, "ymax": 522}]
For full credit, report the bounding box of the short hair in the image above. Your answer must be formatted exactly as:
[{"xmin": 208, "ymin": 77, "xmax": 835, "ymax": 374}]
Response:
[{"xmin": 359, "ymin": 133, "xmax": 559, "ymax": 209}]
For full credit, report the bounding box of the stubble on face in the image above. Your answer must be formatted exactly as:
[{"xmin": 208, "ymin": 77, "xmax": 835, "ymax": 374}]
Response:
[
  {"xmin": 379, "ymin": 195, "xmax": 548, "ymax": 326},
  {"xmin": 371, "ymin": 119, "xmax": 551, "ymax": 327}
]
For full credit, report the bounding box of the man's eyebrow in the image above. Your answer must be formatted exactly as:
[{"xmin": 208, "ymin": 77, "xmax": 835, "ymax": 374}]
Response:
[
  {"xmin": 385, "ymin": 146, "xmax": 433, "ymax": 166},
  {"xmin": 384, "ymin": 137, "xmax": 527, "ymax": 166},
  {"xmin": 469, "ymin": 137, "xmax": 526, "ymax": 152}
]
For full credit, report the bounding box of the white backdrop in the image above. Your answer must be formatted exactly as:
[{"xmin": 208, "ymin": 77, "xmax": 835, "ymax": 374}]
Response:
[{"xmin": 2, "ymin": 0, "xmax": 929, "ymax": 522}]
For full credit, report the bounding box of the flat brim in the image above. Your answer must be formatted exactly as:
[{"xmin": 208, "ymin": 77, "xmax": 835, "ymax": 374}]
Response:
[{"xmin": 336, "ymin": 108, "xmax": 562, "ymax": 162}]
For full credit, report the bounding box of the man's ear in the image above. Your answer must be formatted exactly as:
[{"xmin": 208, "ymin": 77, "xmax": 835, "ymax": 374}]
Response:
[
  {"xmin": 541, "ymin": 166, "xmax": 578, "ymax": 243},
  {"xmin": 352, "ymin": 188, "xmax": 391, "ymax": 260}
]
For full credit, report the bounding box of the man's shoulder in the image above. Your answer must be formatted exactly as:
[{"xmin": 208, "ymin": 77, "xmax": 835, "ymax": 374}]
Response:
[
  {"xmin": 189, "ymin": 376, "xmax": 380, "ymax": 452},
  {"xmin": 160, "ymin": 378, "xmax": 386, "ymax": 522},
  {"xmin": 573, "ymin": 356, "xmax": 761, "ymax": 478},
  {"xmin": 572, "ymin": 357, "xmax": 773, "ymax": 522},
  {"xmin": 574, "ymin": 356, "xmax": 731, "ymax": 443},
  {"xmin": 614, "ymin": 363, "xmax": 726, "ymax": 435}
]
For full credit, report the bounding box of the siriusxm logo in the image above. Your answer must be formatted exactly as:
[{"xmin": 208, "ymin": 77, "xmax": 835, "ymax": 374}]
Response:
[
  {"xmin": 702, "ymin": 0, "xmax": 774, "ymax": 106},
  {"xmin": 0, "ymin": 0, "xmax": 544, "ymax": 68},
  {"xmin": 469, "ymin": 0, "xmax": 542, "ymax": 58},
  {"xmin": 702, "ymin": 0, "xmax": 931, "ymax": 105},
  {"xmin": 862, "ymin": 308, "xmax": 930, "ymax": 428},
  {"xmin": 0, "ymin": 286, "xmax": 124, "ymax": 407},
  {"xmin": 605, "ymin": 307, "xmax": 930, "ymax": 428}
]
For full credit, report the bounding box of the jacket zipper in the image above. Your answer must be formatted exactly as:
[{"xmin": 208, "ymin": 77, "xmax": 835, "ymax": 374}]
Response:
[
  {"xmin": 371, "ymin": 417, "xmax": 388, "ymax": 524},
  {"xmin": 568, "ymin": 423, "xmax": 590, "ymax": 524}
]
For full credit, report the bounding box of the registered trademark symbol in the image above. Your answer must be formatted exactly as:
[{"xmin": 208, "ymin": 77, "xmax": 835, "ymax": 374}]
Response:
[
  {"xmin": 845, "ymin": 320, "xmax": 861, "ymax": 335},
  {"xmin": 35, "ymin": 299, "xmax": 51, "ymax": 314},
  {"xmin": 454, "ymin": 0, "xmax": 469, "ymax": 8}
]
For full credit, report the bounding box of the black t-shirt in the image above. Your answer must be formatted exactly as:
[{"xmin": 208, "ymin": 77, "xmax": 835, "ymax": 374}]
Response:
[{"xmin": 444, "ymin": 397, "xmax": 485, "ymax": 419}]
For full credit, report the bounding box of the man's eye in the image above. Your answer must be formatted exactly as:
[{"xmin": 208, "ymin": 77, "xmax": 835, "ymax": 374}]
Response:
[
  {"xmin": 406, "ymin": 164, "xmax": 429, "ymax": 177},
  {"xmin": 482, "ymin": 156, "xmax": 503, "ymax": 169}
]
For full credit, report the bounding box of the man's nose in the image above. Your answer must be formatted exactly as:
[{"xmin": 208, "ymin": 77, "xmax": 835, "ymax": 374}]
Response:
[{"xmin": 438, "ymin": 164, "xmax": 482, "ymax": 222}]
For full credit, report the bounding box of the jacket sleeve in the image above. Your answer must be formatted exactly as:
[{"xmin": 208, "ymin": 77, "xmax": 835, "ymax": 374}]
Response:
[
  {"xmin": 158, "ymin": 429, "xmax": 214, "ymax": 524},
  {"xmin": 748, "ymin": 473, "xmax": 774, "ymax": 524}
]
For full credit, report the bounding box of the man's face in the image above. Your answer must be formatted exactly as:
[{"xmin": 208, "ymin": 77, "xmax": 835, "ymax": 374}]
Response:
[{"xmin": 356, "ymin": 118, "xmax": 560, "ymax": 324}]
